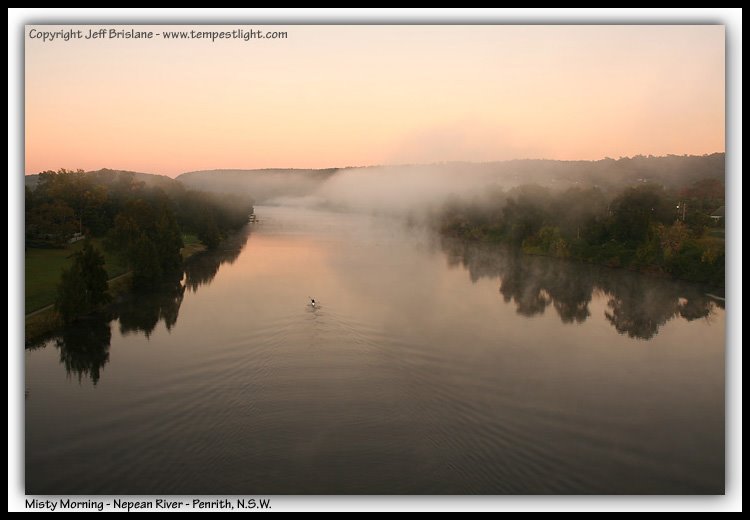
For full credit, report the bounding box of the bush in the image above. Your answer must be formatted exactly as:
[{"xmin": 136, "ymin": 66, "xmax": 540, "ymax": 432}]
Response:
[{"xmin": 666, "ymin": 241, "xmax": 724, "ymax": 285}]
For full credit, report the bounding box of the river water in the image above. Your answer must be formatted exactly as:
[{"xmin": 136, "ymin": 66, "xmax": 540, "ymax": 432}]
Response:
[{"xmin": 25, "ymin": 205, "xmax": 724, "ymax": 494}]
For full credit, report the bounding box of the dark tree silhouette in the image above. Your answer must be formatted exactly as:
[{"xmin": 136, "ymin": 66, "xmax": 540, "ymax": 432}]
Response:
[
  {"xmin": 56, "ymin": 317, "xmax": 112, "ymax": 385},
  {"xmin": 441, "ymin": 238, "xmax": 717, "ymax": 340},
  {"xmin": 55, "ymin": 241, "xmax": 111, "ymax": 323}
]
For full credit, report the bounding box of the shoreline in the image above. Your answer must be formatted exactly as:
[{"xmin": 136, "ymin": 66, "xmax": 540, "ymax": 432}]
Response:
[
  {"xmin": 24, "ymin": 242, "xmax": 207, "ymax": 346},
  {"xmin": 441, "ymin": 233, "xmax": 726, "ymax": 294}
]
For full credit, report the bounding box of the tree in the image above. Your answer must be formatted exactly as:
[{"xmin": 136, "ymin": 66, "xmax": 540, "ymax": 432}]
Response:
[
  {"xmin": 502, "ymin": 185, "xmax": 551, "ymax": 245},
  {"xmin": 130, "ymin": 233, "xmax": 162, "ymax": 289},
  {"xmin": 108, "ymin": 197, "xmax": 184, "ymax": 289},
  {"xmin": 657, "ymin": 221, "xmax": 691, "ymax": 259},
  {"xmin": 608, "ymin": 185, "xmax": 673, "ymax": 244},
  {"xmin": 154, "ymin": 204, "xmax": 184, "ymax": 272},
  {"xmin": 553, "ymin": 187, "xmax": 607, "ymax": 241},
  {"xmin": 55, "ymin": 242, "xmax": 111, "ymax": 322},
  {"xmin": 197, "ymin": 215, "xmax": 221, "ymax": 250},
  {"xmin": 26, "ymin": 201, "xmax": 77, "ymax": 247}
]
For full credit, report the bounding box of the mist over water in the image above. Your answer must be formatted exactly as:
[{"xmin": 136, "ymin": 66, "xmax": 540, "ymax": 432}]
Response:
[
  {"xmin": 176, "ymin": 154, "xmax": 725, "ymax": 223},
  {"xmin": 304, "ymin": 164, "xmax": 499, "ymax": 216},
  {"xmin": 26, "ymin": 205, "xmax": 724, "ymax": 494}
]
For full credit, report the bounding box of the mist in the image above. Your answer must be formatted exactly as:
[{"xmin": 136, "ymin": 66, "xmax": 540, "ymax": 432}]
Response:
[
  {"xmin": 174, "ymin": 153, "xmax": 725, "ymax": 222},
  {"xmin": 299, "ymin": 164, "xmax": 501, "ymax": 216}
]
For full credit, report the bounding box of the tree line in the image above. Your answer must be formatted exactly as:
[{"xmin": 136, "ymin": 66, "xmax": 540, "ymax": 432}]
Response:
[
  {"xmin": 438, "ymin": 177, "xmax": 724, "ymax": 286},
  {"xmin": 25, "ymin": 169, "xmax": 254, "ymax": 322}
]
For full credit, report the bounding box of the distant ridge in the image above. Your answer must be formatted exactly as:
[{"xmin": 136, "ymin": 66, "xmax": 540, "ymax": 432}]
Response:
[
  {"xmin": 24, "ymin": 168, "xmax": 179, "ymax": 191},
  {"xmin": 176, "ymin": 168, "xmax": 339, "ymax": 201},
  {"xmin": 175, "ymin": 154, "xmax": 725, "ymax": 201},
  {"xmin": 26, "ymin": 154, "xmax": 725, "ymax": 203}
]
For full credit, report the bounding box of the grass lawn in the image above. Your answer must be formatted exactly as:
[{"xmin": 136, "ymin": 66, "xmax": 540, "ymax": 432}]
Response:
[
  {"xmin": 182, "ymin": 233, "xmax": 200, "ymax": 246},
  {"xmin": 181, "ymin": 233, "xmax": 206, "ymax": 259},
  {"xmin": 25, "ymin": 239, "xmax": 128, "ymax": 313}
]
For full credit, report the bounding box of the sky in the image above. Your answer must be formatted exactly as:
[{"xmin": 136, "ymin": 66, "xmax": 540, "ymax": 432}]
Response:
[{"xmin": 25, "ymin": 25, "xmax": 725, "ymax": 177}]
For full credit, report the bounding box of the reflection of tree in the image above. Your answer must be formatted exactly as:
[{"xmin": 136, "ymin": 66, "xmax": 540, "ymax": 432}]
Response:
[
  {"xmin": 118, "ymin": 230, "xmax": 249, "ymax": 336},
  {"xmin": 35, "ymin": 228, "xmax": 251, "ymax": 383},
  {"xmin": 441, "ymin": 238, "xmax": 717, "ymax": 340},
  {"xmin": 55, "ymin": 317, "xmax": 112, "ymax": 385},
  {"xmin": 183, "ymin": 231, "xmax": 248, "ymax": 292},
  {"xmin": 678, "ymin": 295, "xmax": 715, "ymax": 321},
  {"xmin": 442, "ymin": 240, "xmax": 592, "ymax": 320},
  {"xmin": 602, "ymin": 283, "xmax": 678, "ymax": 340},
  {"xmin": 545, "ymin": 268, "xmax": 595, "ymax": 324},
  {"xmin": 599, "ymin": 273, "xmax": 716, "ymax": 340},
  {"xmin": 118, "ymin": 281, "xmax": 185, "ymax": 337},
  {"xmin": 497, "ymin": 254, "xmax": 551, "ymax": 317},
  {"xmin": 497, "ymin": 253, "xmax": 595, "ymax": 321}
]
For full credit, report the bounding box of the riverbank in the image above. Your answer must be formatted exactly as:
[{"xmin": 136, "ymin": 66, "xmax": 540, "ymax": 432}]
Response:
[
  {"xmin": 25, "ymin": 239, "xmax": 128, "ymax": 313},
  {"xmin": 24, "ymin": 237, "xmax": 207, "ymax": 345},
  {"xmin": 440, "ymin": 228, "xmax": 725, "ymax": 288}
]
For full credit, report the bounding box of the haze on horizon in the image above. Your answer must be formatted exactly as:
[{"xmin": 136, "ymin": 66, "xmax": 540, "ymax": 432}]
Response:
[{"xmin": 25, "ymin": 25, "xmax": 724, "ymax": 177}]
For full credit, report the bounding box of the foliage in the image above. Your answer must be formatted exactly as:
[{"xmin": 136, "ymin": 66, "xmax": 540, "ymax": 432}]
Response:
[
  {"xmin": 108, "ymin": 197, "xmax": 183, "ymax": 289},
  {"xmin": 55, "ymin": 242, "xmax": 111, "ymax": 323},
  {"xmin": 25, "ymin": 238, "xmax": 127, "ymax": 313},
  {"xmin": 522, "ymin": 226, "xmax": 569, "ymax": 258},
  {"xmin": 28, "ymin": 168, "xmax": 254, "ymax": 322},
  {"xmin": 607, "ymin": 185, "xmax": 674, "ymax": 244},
  {"xmin": 439, "ymin": 178, "xmax": 724, "ymax": 286}
]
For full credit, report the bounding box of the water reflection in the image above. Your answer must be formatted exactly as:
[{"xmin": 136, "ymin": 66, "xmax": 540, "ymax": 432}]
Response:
[
  {"xmin": 441, "ymin": 238, "xmax": 722, "ymax": 340},
  {"xmin": 183, "ymin": 232, "xmax": 247, "ymax": 292},
  {"xmin": 27, "ymin": 229, "xmax": 250, "ymax": 384},
  {"xmin": 56, "ymin": 318, "xmax": 112, "ymax": 384},
  {"xmin": 30, "ymin": 227, "xmax": 722, "ymax": 387}
]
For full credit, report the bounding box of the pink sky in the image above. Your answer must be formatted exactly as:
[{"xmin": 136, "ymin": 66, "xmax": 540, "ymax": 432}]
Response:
[{"xmin": 25, "ymin": 25, "xmax": 724, "ymax": 177}]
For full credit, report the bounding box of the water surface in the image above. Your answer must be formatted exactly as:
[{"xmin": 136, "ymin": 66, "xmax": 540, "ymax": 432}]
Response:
[{"xmin": 26, "ymin": 206, "xmax": 725, "ymax": 494}]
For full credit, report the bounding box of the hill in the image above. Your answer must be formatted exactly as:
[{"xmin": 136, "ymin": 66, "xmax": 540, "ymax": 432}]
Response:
[
  {"xmin": 25, "ymin": 168, "xmax": 180, "ymax": 192},
  {"xmin": 177, "ymin": 168, "xmax": 339, "ymax": 202},
  {"xmin": 25, "ymin": 154, "xmax": 724, "ymax": 204}
]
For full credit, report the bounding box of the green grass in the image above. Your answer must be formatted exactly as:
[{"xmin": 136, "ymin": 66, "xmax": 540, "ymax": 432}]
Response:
[
  {"xmin": 181, "ymin": 233, "xmax": 206, "ymax": 259},
  {"xmin": 182, "ymin": 233, "xmax": 200, "ymax": 246},
  {"xmin": 24, "ymin": 308, "xmax": 61, "ymax": 347},
  {"xmin": 25, "ymin": 271, "xmax": 135, "ymax": 345},
  {"xmin": 25, "ymin": 235, "xmax": 215, "ymax": 342},
  {"xmin": 25, "ymin": 239, "xmax": 128, "ymax": 313},
  {"xmin": 26, "ymin": 235, "xmax": 207, "ymax": 313}
]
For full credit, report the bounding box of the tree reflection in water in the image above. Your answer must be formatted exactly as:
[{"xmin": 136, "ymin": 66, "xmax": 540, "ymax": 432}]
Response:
[
  {"xmin": 117, "ymin": 281, "xmax": 185, "ymax": 337},
  {"xmin": 182, "ymin": 231, "xmax": 247, "ymax": 293},
  {"xmin": 441, "ymin": 238, "xmax": 722, "ymax": 340},
  {"xmin": 31, "ymin": 229, "xmax": 250, "ymax": 384},
  {"xmin": 56, "ymin": 317, "xmax": 112, "ymax": 385},
  {"xmin": 32, "ymin": 230, "xmax": 721, "ymax": 385}
]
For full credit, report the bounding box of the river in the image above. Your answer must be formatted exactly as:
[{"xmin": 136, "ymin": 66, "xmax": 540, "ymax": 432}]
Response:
[{"xmin": 25, "ymin": 205, "xmax": 725, "ymax": 494}]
